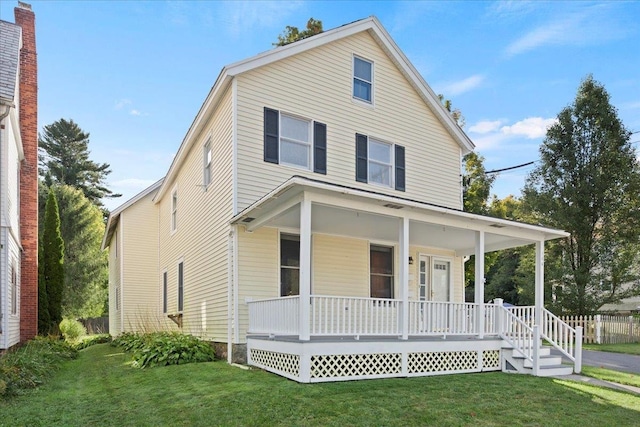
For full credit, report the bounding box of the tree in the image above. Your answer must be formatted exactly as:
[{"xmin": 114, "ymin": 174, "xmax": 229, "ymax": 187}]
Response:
[
  {"xmin": 463, "ymin": 152, "xmax": 496, "ymax": 215},
  {"xmin": 523, "ymin": 75, "xmax": 640, "ymax": 315},
  {"xmin": 37, "ymin": 240, "xmax": 50, "ymax": 334},
  {"xmin": 274, "ymin": 18, "xmax": 323, "ymax": 46},
  {"xmin": 39, "ymin": 118, "xmax": 121, "ymax": 207},
  {"xmin": 40, "ymin": 190, "xmax": 65, "ymax": 332},
  {"xmin": 39, "ymin": 184, "xmax": 108, "ymax": 318}
]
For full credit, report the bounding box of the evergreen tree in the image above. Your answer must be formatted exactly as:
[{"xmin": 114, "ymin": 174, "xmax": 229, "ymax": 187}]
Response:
[
  {"xmin": 523, "ymin": 75, "xmax": 640, "ymax": 315},
  {"xmin": 274, "ymin": 18, "xmax": 323, "ymax": 46},
  {"xmin": 40, "ymin": 191, "xmax": 65, "ymax": 330},
  {"xmin": 37, "ymin": 240, "xmax": 50, "ymax": 334},
  {"xmin": 39, "ymin": 118, "xmax": 121, "ymax": 207}
]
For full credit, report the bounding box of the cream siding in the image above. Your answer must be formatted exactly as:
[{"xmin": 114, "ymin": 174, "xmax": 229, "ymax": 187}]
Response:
[
  {"xmin": 157, "ymin": 86, "xmax": 234, "ymax": 341},
  {"xmin": 108, "ymin": 227, "xmax": 122, "ymax": 335},
  {"xmin": 121, "ymin": 191, "xmax": 163, "ymax": 332},
  {"xmin": 235, "ymin": 31, "xmax": 462, "ymax": 212},
  {"xmin": 313, "ymin": 234, "xmax": 369, "ymax": 297}
]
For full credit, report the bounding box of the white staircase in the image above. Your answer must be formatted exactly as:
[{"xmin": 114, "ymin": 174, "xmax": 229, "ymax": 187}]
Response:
[{"xmin": 501, "ymin": 342, "xmax": 573, "ymax": 376}]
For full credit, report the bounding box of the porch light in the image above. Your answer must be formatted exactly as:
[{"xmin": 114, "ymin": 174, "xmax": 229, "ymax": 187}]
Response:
[{"xmin": 409, "ymin": 256, "xmax": 414, "ymax": 265}]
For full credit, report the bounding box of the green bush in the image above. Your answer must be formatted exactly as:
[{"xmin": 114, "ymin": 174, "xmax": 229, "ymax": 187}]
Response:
[
  {"xmin": 0, "ymin": 337, "xmax": 77, "ymax": 398},
  {"xmin": 112, "ymin": 332, "xmax": 215, "ymax": 368},
  {"xmin": 75, "ymin": 334, "xmax": 111, "ymax": 350},
  {"xmin": 59, "ymin": 318, "xmax": 87, "ymax": 343}
]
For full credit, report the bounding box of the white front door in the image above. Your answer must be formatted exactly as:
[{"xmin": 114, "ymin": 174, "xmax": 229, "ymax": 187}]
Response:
[{"xmin": 419, "ymin": 255, "xmax": 451, "ymax": 302}]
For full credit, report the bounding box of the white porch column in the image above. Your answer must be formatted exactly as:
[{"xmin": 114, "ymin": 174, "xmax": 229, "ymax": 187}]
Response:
[
  {"xmin": 399, "ymin": 217, "xmax": 410, "ymax": 340},
  {"xmin": 299, "ymin": 196, "xmax": 312, "ymax": 341},
  {"xmin": 475, "ymin": 230, "xmax": 485, "ymax": 338},
  {"xmin": 535, "ymin": 240, "xmax": 544, "ymax": 327}
]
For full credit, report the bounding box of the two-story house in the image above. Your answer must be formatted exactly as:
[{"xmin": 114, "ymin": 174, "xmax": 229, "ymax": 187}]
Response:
[
  {"xmin": 102, "ymin": 17, "xmax": 582, "ymax": 382},
  {"xmin": 0, "ymin": 2, "xmax": 39, "ymax": 351}
]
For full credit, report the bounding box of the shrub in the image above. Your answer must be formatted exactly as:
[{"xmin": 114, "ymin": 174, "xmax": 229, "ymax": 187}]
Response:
[
  {"xmin": 59, "ymin": 318, "xmax": 87, "ymax": 343},
  {"xmin": 112, "ymin": 332, "xmax": 215, "ymax": 368},
  {"xmin": 0, "ymin": 337, "xmax": 77, "ymax": 398},
  {"xmin": 75, "ymin": 334, "xmax": 111, "ymax": 351}
]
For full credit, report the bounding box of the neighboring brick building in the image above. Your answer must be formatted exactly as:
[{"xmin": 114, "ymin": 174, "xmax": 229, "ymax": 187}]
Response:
[{"xmin": 0, "ymin": 1, "xmax": 38, "ymax": 350}]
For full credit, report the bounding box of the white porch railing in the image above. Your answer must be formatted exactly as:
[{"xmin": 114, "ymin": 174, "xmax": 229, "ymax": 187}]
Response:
[
  {"xmin": 311, "ymin": 296, "xmax": 400, "ymax": 335},
  {"xmin": 499, "ymin": 307, "xmax": 536, "ymax": 364},
  {"xmin": 408, "ymin": 301, "xmax": 500, "ymax": 336},
  {"xmin": 541, "ymin": 308, "xmax": 582, "ymax": 373},
  {"xmin": 247, "ymin": 296, "xmax": 300, "ymax": 335}
]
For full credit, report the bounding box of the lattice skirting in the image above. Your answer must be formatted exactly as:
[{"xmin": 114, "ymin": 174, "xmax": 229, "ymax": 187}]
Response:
[
  {"xmin": 482, "ymin": 350, "xmax": 501, "ymax": 370},
  {"xmin": 311, "ymin": 353, "xmax": 402, "ymax": 378},
  {"xmin": 250, "ymin": 349, "xmax": 300, "ymax": 378}
]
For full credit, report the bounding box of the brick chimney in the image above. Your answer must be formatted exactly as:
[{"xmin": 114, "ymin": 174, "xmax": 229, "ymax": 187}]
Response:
[{"xmin": 15, "ymin": 2, "xmax": 38, "ymax": 342}]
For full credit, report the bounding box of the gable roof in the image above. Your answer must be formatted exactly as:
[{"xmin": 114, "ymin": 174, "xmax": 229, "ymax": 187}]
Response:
[
  {"xmin": 101, "ymin": 179, "xmax": 163, "ymax": 250},
  {"xmin": 0, "ymin": 20, "xmax": 21, "ymax": 104},
  {"xmin": 154, "ymin": 16, "xmax": 475, "ymax": 202}
]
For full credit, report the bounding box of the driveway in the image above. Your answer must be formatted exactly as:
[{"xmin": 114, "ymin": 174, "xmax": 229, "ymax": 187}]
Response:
[{"xmin": 552, "ymin": 348, "xmax": 640, "ymax": 374}]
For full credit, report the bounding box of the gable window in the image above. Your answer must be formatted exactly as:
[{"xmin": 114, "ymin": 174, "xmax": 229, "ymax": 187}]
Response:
[
  {"xmin": 178, "ymin": 261, "xmax": 184, "ymax": 312},
  {"xmin": 203, "ymin": 140, "xmax": 213, "ymax": 187},
  {"xmin": 280, "ymin": 234, "xmax": 300, "ymax": 296},
  {"xmin": 171, "ymin": 189, "xmax": 178, "ymax": 232},
  {"xmin": 264, "ymin": 108, "xmax": 326, "ymax": 174},
  {"xmin": 10, "ymin": 260, "xmax": 18, "ymax": 315},
  {"xmin": 370, "ymin": 245, "xmax": 393, "ymax": 299},
  {"xmin": 355, "ymin": 134, "xmax": 405, "ymax": 191},
  {"xmin": 162, "ymin": 271, "xmax": 168, "ymax": 314},
  {"xmin": 353, "ymin": 56, "xmax": 373, "ymax": 103}
]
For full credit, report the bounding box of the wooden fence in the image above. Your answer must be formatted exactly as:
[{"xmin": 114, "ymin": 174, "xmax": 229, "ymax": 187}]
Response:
[{"xmin": 560, "ymin": 315, "xmax": 640, "ymax": 344}]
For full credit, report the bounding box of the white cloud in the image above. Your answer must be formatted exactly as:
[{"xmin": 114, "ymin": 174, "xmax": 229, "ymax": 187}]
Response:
[
  {"xmin": 439, "ymin": 74, "xmax": 485, "ymax": 96},
  {"xmin": 500, "ymin": 117, "xmax": 557, "ymax": 139},
  {"xmin": 114, "ymin": 99, "xmax": 131, "ymax": 110},
  {"xmin": 505, "ymin": 4, "xmax": 630, "ymax": 57},
  {"xmin": 469, "ymin": 120, "xmax": 504, "ymax": 134},
  {"xmin": 130, "ymin": 109, "xmax": 142, "ymax": 116}
]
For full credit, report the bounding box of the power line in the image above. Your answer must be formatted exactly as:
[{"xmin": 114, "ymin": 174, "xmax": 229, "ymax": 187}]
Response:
[{"xmin": 485, "ymin": 161, "xmax": 535, "ymax": 175}]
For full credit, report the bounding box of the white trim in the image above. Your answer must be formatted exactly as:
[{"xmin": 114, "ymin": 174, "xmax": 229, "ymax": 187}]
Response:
[
  {"xmin": 279, "ymin": 112, "xmax": 313, "ymax": 171},
  {"xmin": 202, "ymin": 136, "xmax": 213, "ymax": 189},
  {"xmin": 232, "ymin": 227, "xmax": 239, "ymax": 343},
  {"xmin": 418, "ymin": 252, "xmax": 455, "ymax": 303},
  {"xmin": 368, "ymin": 241, "xmax": 395, "ymax": 299},
  {"xmin": 170, "ymin": 185, "xmax": 178, "ymax": 235},
  {"xmin": 232, "ymin": 79, "xmax": 238, "ymax": 215},
  {"xmin": 227, "ymin": 229, "xmax": 234, "ymax": 361},
  {"xmin": 367, "ymin": 136, "xmax": 394, "ymax": 188},
  {"xmin": 352, "ymin": 54, "xmax": 375, "ymax": 106},
  {"xmin": 119, "ymin": 213, "xmax": 125, "ymax": 333}
]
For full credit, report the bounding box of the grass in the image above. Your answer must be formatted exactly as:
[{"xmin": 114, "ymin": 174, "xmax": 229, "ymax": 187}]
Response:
[
  {"xmin": 582, "ymin": 343, "xmax": 640, "ymax": 355},
  {"xmin": 581, "ymin": 366, "xmax": 640, "ymax": 388},
  {"xmin": 0, "ymin": 344, "xmax": 639, "ymax": 426}
]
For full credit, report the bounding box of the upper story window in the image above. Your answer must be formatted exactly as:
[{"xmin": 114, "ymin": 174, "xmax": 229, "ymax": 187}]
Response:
[
  {"xmin": 355, "ymin": 134, "xmax": 405, "ymax": 191},
  {"xmin": 203, "ymin": 140, "xmax": 213, "ymax": 187},
  {"xmin": 353, "ymin": 56, "xmax": 373, "ymax": 103},
  {"xmin": 264, "ymin": 107, "xmax": 326, "ymax": 174},
  {"xmin": 171, "ymin": 189, "xmax": 178, "ymax": 232}
]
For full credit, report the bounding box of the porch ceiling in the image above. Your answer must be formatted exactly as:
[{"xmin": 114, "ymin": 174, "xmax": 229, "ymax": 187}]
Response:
[{"xmin": 232, "ymin": 177, "xmax": 568, "ymax": 256}]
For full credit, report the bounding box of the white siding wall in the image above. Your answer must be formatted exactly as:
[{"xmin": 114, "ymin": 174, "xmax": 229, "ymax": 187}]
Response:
[
  {"xmin": 158, "ymin": 87, "xmax": 234, "ymax": 342},
  {"xmin": 236, "ymin": 31, "xmax": 462, "ymax": 212},
  {"xmin": 108, "ymin": 227, "xmax": 122, "ymax": 335}
]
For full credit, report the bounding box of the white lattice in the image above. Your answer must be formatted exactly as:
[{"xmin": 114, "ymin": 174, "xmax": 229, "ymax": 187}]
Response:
[
  {"xmin": 250, "ymin": 349, "xmax": 300, "ymax": 377},
  {"xmin": 407, "ymin": 351, "xmax": 478, "ymax": 373},
  {"xmin": 482, "ymin": 350, "xmax": 500, "ymax": 370},
  {"xmin": 310, "ymin": 353, "xmax": 402, "ymax": 378}
]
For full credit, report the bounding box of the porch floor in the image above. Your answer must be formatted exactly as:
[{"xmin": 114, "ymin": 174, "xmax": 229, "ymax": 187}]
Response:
[{"xmin": 248, "ymin": 333, "xmax": 503, "ymax": 344}]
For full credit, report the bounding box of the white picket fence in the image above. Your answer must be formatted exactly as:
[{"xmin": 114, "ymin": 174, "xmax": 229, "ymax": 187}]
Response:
[{"xmin": 560, "ymin": 315, "xmax": 640, "ymax": 344}]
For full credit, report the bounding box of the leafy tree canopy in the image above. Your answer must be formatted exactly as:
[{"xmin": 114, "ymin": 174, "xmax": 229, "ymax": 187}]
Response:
[
  {"xmin": 274, "ymin": 18, "xmax": 323, "ymax": 46},
  {"xmin": 523, "ymin": 75, "xmax": 640, "ymax": 315},
  {"xmin": 39, "ymin": 118, "xmax": 121, "ymax": 207}
]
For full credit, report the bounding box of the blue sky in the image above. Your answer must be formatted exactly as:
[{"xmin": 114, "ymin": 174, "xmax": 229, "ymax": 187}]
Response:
[{"xmin": 12, "ymin": 0, "xmax": 640, "ymax": 211}]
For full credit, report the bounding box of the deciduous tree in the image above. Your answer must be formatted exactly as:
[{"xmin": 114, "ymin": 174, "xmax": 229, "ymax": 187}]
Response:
[{"xmin": 274, "ymin": 18, "xmax": 323, "ymax": 46}]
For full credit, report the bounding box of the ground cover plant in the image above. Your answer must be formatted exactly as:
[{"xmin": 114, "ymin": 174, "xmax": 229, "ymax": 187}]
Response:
[
  {"xmin": 0, "ymin": 337, "xmax": 77, "ymax": 399},
  {"xmin": 582, "ymin": 343, "xmax": 640, "ymax": 355},
  {"xmin": 1, "ymin": 343, "xmax": 638, "ymax": 426},
  {"xmin": 112, "ymin": 331, "xmax": 215, "ymax": 368}
]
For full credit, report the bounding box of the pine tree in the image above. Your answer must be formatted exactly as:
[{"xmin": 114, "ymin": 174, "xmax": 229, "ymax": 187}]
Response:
[
  {"xmin": 39, "ymin": 118, "xmax": 121, "ymax": 206},
  {"xmin": 40, "ymin": 191, "xmax": 65, "ymax": 330}
]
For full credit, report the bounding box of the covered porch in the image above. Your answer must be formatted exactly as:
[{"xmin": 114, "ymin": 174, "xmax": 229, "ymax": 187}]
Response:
[{"xmin": 232, "ymin": 177, "xmax": 582, "ymax": 382}]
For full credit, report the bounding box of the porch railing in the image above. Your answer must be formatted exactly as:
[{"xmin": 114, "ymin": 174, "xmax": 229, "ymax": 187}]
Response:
[
  {"xmin": 247, "ymin": 296, "xmax": 300, "ymax": 335},
  {"xmin": 310, "ymin": 295, "xmax": 400, "ymax": 335},
  {"xmin": 541, "ymin": 308, "xmax": 582, "ymax": 373},
  {"xmin": 408, "ymin": 301, "xmax": 500, "ymax": 336},
  {"xmin": 499, "ymin": 306, "xmax": 536, "ymax": 364}
]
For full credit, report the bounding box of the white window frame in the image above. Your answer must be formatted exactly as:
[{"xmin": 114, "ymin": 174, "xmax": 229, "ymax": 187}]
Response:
[
  {"xmin": 352, "ymin": 55, "xmax": 374, "ymax": 105},
  {"xmin": 170, "ymin": 186, "xmax": 178, "ymax": 234},
  {"xmin": 417, "ymin": 253, "xmax": 454, "ymax": 302},
  {"xmin": 368, "ymin": 137, "xmax": 394, "ymax": 188},
  {"xmin": 279, "ymin": 112, "xmax": 313, "ymax": 171},
  {"xmin": 203, "ymin": 139, "xmax": 213, "ymax": 188},
  {"xmin": 369, "ymin": 243, "xmax": 394, "ymax": 299}
]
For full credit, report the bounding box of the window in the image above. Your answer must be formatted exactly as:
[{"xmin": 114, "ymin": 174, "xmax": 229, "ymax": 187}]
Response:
[
  {"xmin": 370, "ymin": 245, "xmax": 393, "ymax": 298},
  {"xmin": 162, "ymin": 271, "xmax": 168, "ymax": 314},
  {"xmin": 171, "ymin": 189, "xmax": 178, "ymax": 232},
  {"xmin": 203, "ymin": 140, "xmax": 213, "ymax": 187},
  {"xmin": 353, "ymin": 56, "xmax": 373, "ymax": 103},
  {"xmin": 263, "ymin": 108, "xmax": 326, "ymax": 174},
  {"xmin": 355, "ymin": 134, "xmax": 405, "ymax": 191},
  {"xmin": 280, "ymin": 234, "xmax": 300, "ymax": 296},
  {"xmin": 10, "ymin": 260, "xmax": 18, "ymax": 315},
  {"xmin": 177, "ymin": 261, "xmax": 184, "ymax": 312},
  {"xmin": 115, "ymin": 285, "xmax": 120, "ymax": 311}
]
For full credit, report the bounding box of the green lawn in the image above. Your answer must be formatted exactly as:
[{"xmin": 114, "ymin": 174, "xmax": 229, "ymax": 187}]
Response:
[
  {"xmin": 582, "ymin": 343, "xmax": 640, "ymax": 355},
  {"xmin": 1, "ymin": 344, "xmax": 639, "ymax": 427},
  {"xmin": 581, "ymin": 366, "xmax": 640, "ymax": 388}
]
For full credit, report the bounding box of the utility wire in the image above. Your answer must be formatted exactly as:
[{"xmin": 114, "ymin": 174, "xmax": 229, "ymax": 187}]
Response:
[{"xmin": 485, "ymin": 161, "xmax": 535, "ymax": 175}]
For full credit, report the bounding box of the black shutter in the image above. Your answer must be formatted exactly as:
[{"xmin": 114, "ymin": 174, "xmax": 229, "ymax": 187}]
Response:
[
  {"xmin": 395, "ymin": 145, "xmax": 405, "ymax": 191},
  {"xmin": 356, "ymin": 133, "xmax": 368, "ymax": 183},
  {"xmin": 264, "ymin": 107, "xmax": 279, "ymax": 164},
  {"xmin": 313, "ymin": 122, "xmax": 327, "ymax": 174}
]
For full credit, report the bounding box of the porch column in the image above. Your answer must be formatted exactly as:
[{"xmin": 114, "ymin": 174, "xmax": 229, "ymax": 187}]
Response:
[
  {"xmin": 474, "ymin": 231, "xmax": 485, "ymax": 338},
  {"xmin": 535, "ymin": 240, "xmax": 544, "ymax": 327},
  {"xmin": 399, "ymin": 217, "xmax": 410, "ymax": 340},
  {"xmin": 299, "ymin": 196, "xmax": 312, "ymax": 341}
]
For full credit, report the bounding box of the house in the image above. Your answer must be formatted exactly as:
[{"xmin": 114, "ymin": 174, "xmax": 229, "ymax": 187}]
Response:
[
  {"xmin": 0, "ymin": 2, "xmax": 38, "ymax": 351},
  {"xmin": 102, "ymin": 17, "xmax": 582, "ymax": 382}
]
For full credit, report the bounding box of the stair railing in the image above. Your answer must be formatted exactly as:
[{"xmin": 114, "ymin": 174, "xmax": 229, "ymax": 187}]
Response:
[
  {"xmin": 499, "ymin": 306, "xmax": 538, "ymax": 373},
  {"xmin": 540, "ymin": 308, "xmax": 582, "ymax": 373}
]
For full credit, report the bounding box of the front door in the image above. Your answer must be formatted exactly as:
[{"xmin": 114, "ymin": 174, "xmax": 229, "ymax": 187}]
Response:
[{"xmin": 418, "ymin": 255, "xmax": 451, "ymax": 302}]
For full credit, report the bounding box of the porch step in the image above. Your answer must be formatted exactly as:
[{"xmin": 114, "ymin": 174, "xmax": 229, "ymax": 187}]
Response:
[
  {"xmin": 535, "ymin": 365, "xmax": 574, "ymax": 377},
  {"xmin": 502, "ymin": 346, "xmax": 574, "ymax": 377}
]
